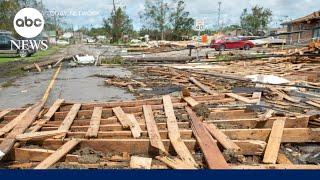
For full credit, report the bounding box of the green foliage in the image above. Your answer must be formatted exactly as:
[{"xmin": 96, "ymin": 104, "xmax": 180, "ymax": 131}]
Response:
[
  {"xmin": 104, "ymin": 5, "xmax": 133, "ymax": 43},
  {"xmin": 240, "ymin": 5, "xmax": 272, "ymax": 35},
  {"xmin": 169, "ymin": 0, "xmax": 194, "ymax": 40},
  {"xmin": 0, "ymin": 0, "xmax": 20, "ymax": 33}
]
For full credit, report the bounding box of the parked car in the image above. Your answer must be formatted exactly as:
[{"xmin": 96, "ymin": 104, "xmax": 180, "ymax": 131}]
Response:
[
  {"xmin": 0, "ymin": 32, "xmax": 36, "ymax": 57},
  {"xmin": 56, "ymin": 39, "xmax": 70, "ymax": 46},
  {"xmin": 210, "ymin": 36, "xmax": 255, "ymax": 51}
]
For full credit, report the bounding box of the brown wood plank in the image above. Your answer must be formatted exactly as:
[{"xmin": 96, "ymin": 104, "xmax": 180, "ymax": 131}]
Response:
[
  {"xmin": 189, "ymin": 77, "xmax": 218, "ymax": 95},
  {"xmin": 163, "ymin": 95, "xmax": 197, "ymax": 168},
  {"xmin": 12, "ymin": 148, "xmax": 79, "ymax": 162},
  {"xmin": 186, "ymin": 107, "xmax": 229, "ymax": 169},
  {"xmin": 86, "ymin": 107, "xmax": 103, "ymax": 138},
  {"xmin": 204, "ymin": 123, "xmax": 240, "ymax": 151},
  {"xmin": 259, "ymin": 109, "xmax": 275, "ymax": 122},
  {"xmin": 0, "ymin": 101, "xmax": 45, "ymax": 160},
  {"xmin": 0, "ymin": 109, "xmax": 11, "ymax": 120},
  {"xmin": 16, "ymin": 130, "xmax": 66, "ymax": 141},
  {"xmin": 226, "ymin": 93, "xmax": 257, "ymax": 104},
  {"xmin": 29, "ymin": 99, "xmax": 65, "ymax": 133},
  {"xmin": 58, "ymin": 104, "xmax": 81, "ymax": 132},
  {"xmin": 156, "ymin": 156, "xmax": 196, "ymax": 169},
  {"xmin": 127, "ymin": 114, "xmax": 142, "ymax": 138},
  {"xmin": 34, "ymin": 139, "xmax": 80, "ymax": 169},
  {"xmin": 183, "ymin": 97, "xmax": 199, "ymax": 107},
  {"xmin": 130, "ymin": 156, "xmax": 152, "ymax": 169},
  {"xmin": 263, "ymin": 118, "xmax": 286, "ymax": 164},
  {"xmin": 112, "ymin": 107, "xmax": 133, "ymax": 128},
  {"xmin": 142, "ymin": 105, "xmax": 167, "ymax": 154},
  {"xmin": 0, "ymin": 107, "xmax": 31, "ymax": 137}
]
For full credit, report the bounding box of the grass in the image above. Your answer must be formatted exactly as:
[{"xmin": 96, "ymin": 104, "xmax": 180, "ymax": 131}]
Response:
[{"xmin": 0, "ymin": 45, "xmax": 61, "ymax": 64}]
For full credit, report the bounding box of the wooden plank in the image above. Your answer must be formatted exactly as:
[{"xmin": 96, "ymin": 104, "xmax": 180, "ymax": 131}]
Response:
[
  {"xmin": 34, "ymin": 139, "xmax": 80, "ymax": 169},
  {"xmin": 163, "ymin": 95, "xmax": 197, "ymax": 168},
  {"xmin": 142, "ymin": 105, "xmax": 167, "ymax": 154},
  {"xmin": 12, "ymin": 148, "xmax": 79, "ymax": 162},
  {"xmin": 0, "ymin": 109, "xmax": 11, "ymax": 120},
  {"xmin": 156, "ymin": 156, "xmax": 196, "ymax": 169},
  {"xmin": 86, "ymin": 107, "xmax": 103, "ymax": 138},
  {"xmin": 276, "ymin": 152, "xmax": 292, "ymax": 165},
  {"xmin": 127, "ymin": 114, "xmax": 142, "ymax": 138},
  {"xmin": 226, "ymin": 93, "xmax": 257, "ymax": 104},
  {"xmin": 34, "ymin": 63, "xmax": 42, "ymax": 72},
  {"xmin": 186, "ymin": 107, "xmax": 229, "ymax": 169},
  {"xmin": 263, "ymin": 118, "xmax": 286, "ymax": 164},
  {"xmin": 189, "ymin": 77, "xmax": 218, "ymax": 95},
  {"xmin": 58, "ymin": 104, "xmax": 81, "ymax": 132},
  {"xmin": 0, "ymin": 101, "xmax": 45, "ymax": 160},
  {"xmin": 204, "ymin": 123, "xmax": 240, "ymax": 151},
  {"xmin": 183, "ymin": 97, "xmax": 199, "ymax": 107},
  {"xmin": 0, "ymin": 107, "xmax": 31, "ymax": 137},
  {"xmin": 29, "ymin": 99, "xmax": 65, "ymax": 133},
  {"xmin": 130, "ymin": 156, "xmax": 152, "ymax": 169},
  {"xmin": 112, "ymin": 107, "xmax": 133, "ymax": 128},
  {"xmin": 16, "ymin": 130, "xmax": 66, "ymax": 141},
  {"xmin": 306, "ymin": 101, "xmax": 320, "ymax": 109},
  {"xmin": 259, "ymin": 109, "xmax": 275, "ymax": 122}
]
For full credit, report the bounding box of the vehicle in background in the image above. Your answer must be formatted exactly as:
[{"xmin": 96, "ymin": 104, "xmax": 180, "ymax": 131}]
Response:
[
  {"xmin": 249, "ymin": 37, "xmax": 286, "ymax": 46},
  {"xmin": 210, "ymin": 36, "xmax": 255, "ymax": 51},
  {"xmin": 0, "ymin": 31, "xmax": 36, "ymax": 57},
  {"xmin": 56, "ymin": 39, "xmax": 70, "ymax": 46}
]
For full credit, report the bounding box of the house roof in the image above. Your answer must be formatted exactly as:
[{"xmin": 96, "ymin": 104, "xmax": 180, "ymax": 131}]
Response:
[{"xmin": 282, "ymin": 10, "xmax": 320, "ymax": 25}]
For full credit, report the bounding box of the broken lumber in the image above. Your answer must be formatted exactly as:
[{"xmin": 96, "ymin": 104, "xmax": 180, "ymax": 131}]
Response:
[
  {"xmin": 124, "ymin": 56, "xmax": 193, "ymax": 64},
  {"xmin": 204, "ymin": 123, "xmax": 240, "ymax": 151},
  {"xmin": 183, "ymin": 97, "xmax": 199, "ymax": 107},
  {"xmin": 42, "ymin": 64, "xmax": 62, "ymax": 102},
  {"xmin": 263, "ymin": 118, "xmax": 286, "ymax": 164},
  {"xmin": 189, "ymin": 77, "xmax": 217, "ymax": 95},
  {"xmin": 0, "ymin": 101, "xmax": 45, "ymax": 160},
  {"xmin": 186, "ymin": 107, "xmax": 229, "ymax": 169},
  {"xmin": 130, "ymin": 156, "xmax": 152, "ymax": 169},
  {"xmin": 0, "ymin": 107, "xmax": 31, "ymax": 137},
  {"xmin": 34, "ymin": 139, "xmax": 80, "ymax": 169},
  {"xmin": 112, "ymin": 107, "xmax": 133, "ymax": 129},
  {"xmin": 127, "ymin": 114, "xmax": 142, "ymax": 138},
  {"xmin": 163, "ymin": 95, "xmax": 197, "ymax": 168},
  {"xmin": 58, "ymin": 104, "xmax": 81, "ymax": 132},
  {"xmin": 142, "ymin": 105, "xmax": 167, "ymax": 154},
  {"xmin": 0, "ymin": 109, "xmax": 11, "ymax": 120},
  {"xmin": 156, "ymin": 156, "xmax": 196, "ymax": 169},
  {"xmin": 226, "ymin": 93, "xmax": 257, "ymax": 104},
  {"xmin": 86, "ymin": 107, "xmax": 103, "ymax": 138},
  {"xmin": 16, "ymin": 130, "xmax": 66, "ymax": 141}
]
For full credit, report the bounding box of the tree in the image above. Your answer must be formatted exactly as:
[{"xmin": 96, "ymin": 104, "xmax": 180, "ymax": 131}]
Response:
[
  {"xmin": 240, "ymin": 5, "xmax": 272, "ymax": 35},
  {"xmin": 0, "ymin": 0, "xmax": 20, "ymax": 32},
  {"xmin": 104, "ymin": 1, "xmax": 133, "ymax": 43},
  {"xmin": 169, "ymin": 0, "xmax": 194, "ymax": 40},
  {"xmin": 140, "ymin": 0, "xmax": 170, "ymax": 40}
]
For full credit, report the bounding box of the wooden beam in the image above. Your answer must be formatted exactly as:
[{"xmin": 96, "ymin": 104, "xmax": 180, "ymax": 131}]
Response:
[
  {"xmin": 12, "ymin": 148, "xmax": 79, "ymax": 162},
  {"xmin": 0, "ymin": 107, "xmax": 31, "ymax": 137},
  {"xmin": 29, "ymin": 99, "xmax": 65, "ymax": 133},
  {"xmin": 142, "ymin": 105, "xmax": 167, "ymax": 154},
  {"xmin": 86, "ymin": 107, "xmax": 103, "ymax": 138},
  {"xmin": 112, "ymin": 107, "xmax": 133, "ymax": 129},
  {"xmin": 306, "ymin": 100, "xmax": 320, "ymax": 109},
  {"xmin": 263, "ymin": 118, "xmax": 286, "ymax": 164},
  {"xmin": 58, "ymin": 104, "xmax": 81, "ymax": 132},
  {"xmin": 0, "ymin": 109, "xmax": 11, "ymax": 120},
  {"xmin": 0, "ymin": 101, "xmax": 45, "ymax": 160},
  {"xmin": 259, "ymin": 109, "xmax": 275, "ymax": 122},
  {"xmin": 34, "ymin": 139, "xmax": 80, "ymax": 169},
  {"xmin": 186, "ymin": 107, "xmax": 229, "ymax": 169},
  {"xmin": 16, "ymin": 130, "xmax": 66, "ymax": 141},
  {"xmin": 127, "ymin": 114, "xmax": 142, "ymax": 138},
  {"xmin": 183, "ymin": 97, "xmax": 199, "ymax": 107},
  {"xmin": 226, "ymin": 93, "xmax": 257, "ymax": 104},
  {"xmin": 189, "ymin": 77, "xmax": 218, "ymax": 95},
  {"xmin": 163, "ymin": 95, "xmax": 197, "ymax": 168},
  {"xmin": 42, "ymin": 65, "xmax": 62, "ymax": 102},
  {"xmin": 130, "ymin": 156, "xmax": 152, "ymax": 169},
  {"xmin": 156, "ymin": 156, "xmax": 196, "ymax": 169},
  {"xmin": 204, "ymin": 123, "xmax": 240, "ymax": 151}
]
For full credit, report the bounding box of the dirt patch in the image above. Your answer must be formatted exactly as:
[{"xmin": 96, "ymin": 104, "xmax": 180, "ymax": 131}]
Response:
[
  {"xmin": 193, "ymin": 103, "xmax": 210, "ymax": 118},
  {"xmin": 73, "ymin": 147, "xmax": 105, "ymax": 164}
]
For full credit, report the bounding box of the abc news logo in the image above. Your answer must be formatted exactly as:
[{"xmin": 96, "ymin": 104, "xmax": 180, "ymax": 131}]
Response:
[{"xmin": 12, "ymin": 8, "xmax": 48, "ymax": 51}]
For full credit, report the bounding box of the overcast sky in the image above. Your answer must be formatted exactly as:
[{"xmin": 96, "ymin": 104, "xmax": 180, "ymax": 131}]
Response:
[{"xmin": 42, "ymin": 0, "xmax": 320, "ymax": 30}]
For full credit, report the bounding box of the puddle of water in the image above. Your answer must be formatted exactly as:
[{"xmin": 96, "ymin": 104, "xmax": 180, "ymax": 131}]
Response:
[{"xmin": 0, "ymin": 66, "xmax": 135, "ymax": 109}]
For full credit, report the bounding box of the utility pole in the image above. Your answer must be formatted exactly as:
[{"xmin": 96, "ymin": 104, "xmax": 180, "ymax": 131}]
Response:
[{"xmin": 217, "ymin": 1, "xmax": 222, "ymax": 29}]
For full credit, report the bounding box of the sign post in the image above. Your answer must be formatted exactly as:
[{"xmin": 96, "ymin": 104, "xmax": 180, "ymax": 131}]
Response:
[{"xmin": 195, "ymin": 19, "xmax": 205, "ymax": 61}]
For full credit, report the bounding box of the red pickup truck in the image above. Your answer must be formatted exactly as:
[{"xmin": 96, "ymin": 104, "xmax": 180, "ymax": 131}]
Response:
[{"xmin": 210, "ymin": 36, "xmax": 255, "ymax": 51}]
